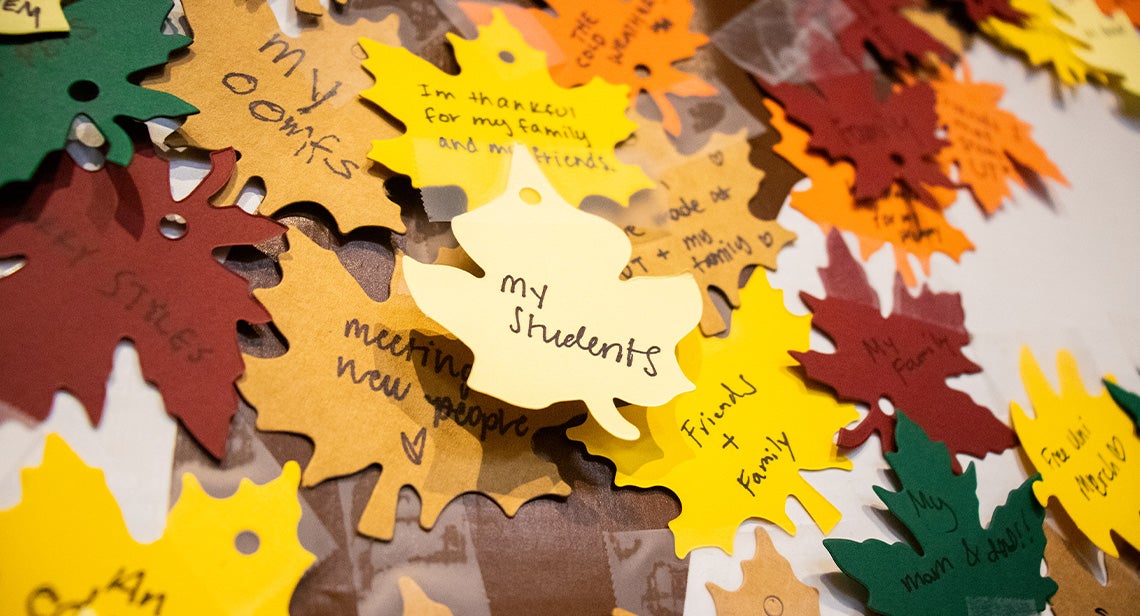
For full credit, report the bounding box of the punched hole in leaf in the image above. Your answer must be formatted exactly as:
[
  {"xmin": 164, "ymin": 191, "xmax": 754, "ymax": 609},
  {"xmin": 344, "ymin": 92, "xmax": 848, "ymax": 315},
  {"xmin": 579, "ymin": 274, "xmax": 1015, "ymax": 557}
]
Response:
[
  {"xmin": 634, "ymin": 64, "xmax": 652, "ymax": 78},
  {"xmin": 68, "ymin": 80, "xmax": 100, "ymax": 102},
  {"xmin": 519, "ymin": 187, "xmax": 541, "ymax": 204},
  {"xmin": 159, "ymin": 214, "xmax": 188, "ymax": 240},
  {"xmin": 498, "ymin": 50, "xmax": 515, "ymax": 63},
  {"xmin": 890, "ymin": 153, "xmax": 905, "ymax": 166},
  {"xmin": 234, "ymin": 530, "xmax": 260, "ymax": 555}
]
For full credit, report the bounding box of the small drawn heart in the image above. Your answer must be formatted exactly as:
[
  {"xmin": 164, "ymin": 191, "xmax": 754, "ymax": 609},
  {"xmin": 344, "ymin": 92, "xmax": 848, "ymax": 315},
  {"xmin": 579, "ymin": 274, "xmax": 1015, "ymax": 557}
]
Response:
[
  {"xmin": 708, "ymin": 150, "xmax": 724, "ymax": 166},
  {"xmin": 401, "ymin": 427, "xmax": 427, "ymax": 465}
]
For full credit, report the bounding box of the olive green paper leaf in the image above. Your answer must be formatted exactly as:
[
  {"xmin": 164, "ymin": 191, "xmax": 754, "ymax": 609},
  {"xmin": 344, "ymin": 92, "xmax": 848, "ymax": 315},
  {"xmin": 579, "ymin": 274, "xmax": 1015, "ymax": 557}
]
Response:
[
  {"xmin": 824, "ymin": 412, "xmax": 1057, "ymax": 616},
  {"xmin": 0, "ymin": 0, "xmax": 196, "ymax": 186}
]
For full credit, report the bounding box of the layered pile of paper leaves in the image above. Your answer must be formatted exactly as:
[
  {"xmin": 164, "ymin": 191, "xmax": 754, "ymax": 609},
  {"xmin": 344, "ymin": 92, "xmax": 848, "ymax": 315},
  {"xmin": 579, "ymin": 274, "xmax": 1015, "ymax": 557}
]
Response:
[{"xmin": 1, "ymin": 0, "xmax": 1138, "ymax": 613}]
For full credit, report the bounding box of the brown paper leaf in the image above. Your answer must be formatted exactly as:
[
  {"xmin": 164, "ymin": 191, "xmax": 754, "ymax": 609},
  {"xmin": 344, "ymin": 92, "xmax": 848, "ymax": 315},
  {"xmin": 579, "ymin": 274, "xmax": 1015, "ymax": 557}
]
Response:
[
  {"xmin": 706, "ymin": 526, "xmax": 822, "ymax": 616},
  {"xmin": 1044, "ymin": 526, "xmax": 1140, "ymax": 614},
  {"xmin": 145, "ymin": 0, "xmax": 405, "ymax": 232},
  {"xmin": 615, "ymin": 115, "xmax": 795, "ymax": 336},
  {"xmin": 399, "ymin": 577, "xmax": 454, "ymax": 616},
  {"xmin": 239, "ymin": 227, "xmax": 575, "ymax": 540}
]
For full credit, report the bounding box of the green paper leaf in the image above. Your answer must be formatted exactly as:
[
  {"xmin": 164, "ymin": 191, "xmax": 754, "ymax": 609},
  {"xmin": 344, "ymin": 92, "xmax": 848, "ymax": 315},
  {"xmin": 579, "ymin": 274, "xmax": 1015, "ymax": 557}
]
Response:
[
  {"xmin": 824, "ymin": 412, "xmax": 1057, "ymax": 616},
  {"xmin": 0, "ymin": 0, "xmax": 196, "ymax": 186},
  {"xmin": 1104, "ymin": 376, "xmax": 1140, "ymax": 426}
]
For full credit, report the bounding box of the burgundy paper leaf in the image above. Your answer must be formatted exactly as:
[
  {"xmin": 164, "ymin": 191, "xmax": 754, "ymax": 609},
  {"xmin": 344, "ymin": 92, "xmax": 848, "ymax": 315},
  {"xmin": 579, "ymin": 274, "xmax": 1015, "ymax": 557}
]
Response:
[
  {"xmin": 790, "ymin": 230, "xmax": 1015, "ymax": 470},
  {"xmin": 958, "ymin": 0, "xmax": 1026, "ymax": 24},
  {"xmin": 836, "ymin": 0, "xmax": 956, "ymax": 66},
  {"xmin": 768, "ymin": 71, "xmax": 953, "ymax": 207},
  {"xmin": 0, "ymin": 148, "xmax": 284, "ymax": 457}
]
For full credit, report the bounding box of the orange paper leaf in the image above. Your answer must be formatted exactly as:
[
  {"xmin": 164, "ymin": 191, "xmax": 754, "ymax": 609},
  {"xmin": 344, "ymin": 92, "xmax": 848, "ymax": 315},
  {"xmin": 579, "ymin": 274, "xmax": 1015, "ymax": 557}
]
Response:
[
  {"xmin": 934, "ymin": 63, "xmax": 1067, "ymax": 214},
  {"xmin": 767, "ymin": 99, "xmax": 973, "ymax": 286},
  {"xmin": 459, "ymin": 0, "xmax": 717, "ymax": 136}
]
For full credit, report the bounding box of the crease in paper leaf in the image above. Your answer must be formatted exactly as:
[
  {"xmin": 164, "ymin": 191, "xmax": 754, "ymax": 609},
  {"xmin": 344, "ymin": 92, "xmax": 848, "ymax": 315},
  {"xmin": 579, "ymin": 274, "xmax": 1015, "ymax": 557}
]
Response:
[
  {"xmin": 767, "ymin": 99, "xmax": 973, "ymax": 286},
  {"xmin": 614, "ymin": 115, "xmax": 795, "ymax": 336},
  {"xmin": 566, "ymin": 272, "xmax": 858, "ymax": 556},
  {"xmin": 824, "ymin": 412, "xmax": 1056, "ymax": 616},
  {"xmin": 0, "ymin": 343, "xmax": 175, "ymax": 543},
  {"xmin": 1011, "ymin": 348, "xmax": 1140, "ymax": 557},
  {"xmin": 0, "ymin": 434, "xmax": 314, "ymax": 614},
  {"xmin": 144, "ymin": 0, "xmax": 406, "ymax": 232},
  {"xmin": 402, "ymin": 145, "xmax": 701, "ymax": 441},
  {"xmin": 459, "ymin": 0, "xmax": 716, "ymax": 136},
  {"xmin": 240, "ymin": 226, "xmax": 574, "ymax": 541},
  {"xmin": 359, "ymin": 9, "xmax": 654, "ymax": 210},
  {"xmin": 0, "ymin": 0, "xmax": 68, "ymax": 34}
]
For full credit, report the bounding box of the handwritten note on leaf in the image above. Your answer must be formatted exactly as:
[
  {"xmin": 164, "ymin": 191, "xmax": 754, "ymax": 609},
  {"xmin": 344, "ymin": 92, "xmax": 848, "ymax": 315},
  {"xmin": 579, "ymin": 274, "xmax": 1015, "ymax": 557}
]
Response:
[
  {"xmin": 567, "ymin": 273, "xmax": 857, "ymax": 556},
  {"xmin": 459, "ymin": 0, "xmax": 716, "ymax": 136},
  {"xmin": 0, "ymin": 0, "xmax": 68, "ymax": 34},
  {"xmin": 240, "ymin": 228, "xmax": 573, "ymax": 541},
  {"xmin": 360, "ymin": 10, "xmax": 653, "ymax": 210},
  {"xmin": 1011, "ymin": 348, "xmax": 1140, "ymax": 557},
  {"xmin": 402, "ymin": 146, "xmax": 701, "ymax": 441},
  {"xmin": 0, "ymin": 435, "xmax": 313, "ymax": 614},
  {"xmin": 825, "ymin": 412, "xmax": 1056, "ymax": 616}
]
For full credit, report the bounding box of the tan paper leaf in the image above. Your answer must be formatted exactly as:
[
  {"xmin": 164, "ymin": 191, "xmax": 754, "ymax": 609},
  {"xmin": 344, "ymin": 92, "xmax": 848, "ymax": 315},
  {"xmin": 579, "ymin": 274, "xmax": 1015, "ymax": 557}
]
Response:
[
  {"xmin": 145, "ymin": 0, "xmax": 405, "ymax": 232},
  {"xmin": 399, "ymin": 577, "xmax": 454, "ymax": 616},
  {"xmin": 707, "ymin": 526, "xmax": 822, "ymax": 616},
  {"xmin": 239, "ymin": 227, "xmax": 574, "ymax": 540}
]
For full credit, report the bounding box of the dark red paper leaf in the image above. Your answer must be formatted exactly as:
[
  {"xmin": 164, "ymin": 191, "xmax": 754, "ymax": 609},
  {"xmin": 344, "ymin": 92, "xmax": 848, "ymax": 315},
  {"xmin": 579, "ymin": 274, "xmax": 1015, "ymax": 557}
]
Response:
[
  {"xmin": 790, "ymin": 230, "xmax": 1015, "ymax": 470},
  {"xmin": 836, "ymin": 0, "xmax": 956, "ymax": 66},
  {"xmin": 957, "ymin": 0, "xmax": 1026, "ymax": 24},
  {"xmin": 0, "ymin": 148, "xmax": 284, "ymax": 457},
  {"xmin": 768, "ymin": 71, "xmax": 953, "ymax": 208}
]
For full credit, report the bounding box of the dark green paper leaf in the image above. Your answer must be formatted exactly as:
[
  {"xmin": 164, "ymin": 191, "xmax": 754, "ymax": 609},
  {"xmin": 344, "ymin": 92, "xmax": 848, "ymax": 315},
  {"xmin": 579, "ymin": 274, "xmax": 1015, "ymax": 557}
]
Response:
[
  {"xmin": 824, "ymin": 412, "xmax": 1057, "ymax": 615},
  {"xmin": 0, "ymin": 0, "xmax": 196, "ymax": 187},
  {"xmin": 1104, "ymin": 376, "xmax": 1140, "ymax": 426}
]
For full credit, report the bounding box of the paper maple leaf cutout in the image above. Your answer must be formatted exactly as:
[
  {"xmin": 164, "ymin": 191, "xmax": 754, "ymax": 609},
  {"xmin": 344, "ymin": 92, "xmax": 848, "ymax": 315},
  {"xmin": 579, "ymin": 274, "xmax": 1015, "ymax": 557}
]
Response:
[
  {"xmin": 1044, "ymin": 526, "xmax": 1140, "ymax": 614},
  {"xmin": 767, "ymin": 72, "xmax": 953, "ymax": 207},
  {"xmin": 402, "ymin": 147, "xmax": 700, "ymax": 440},
  {"xmin": 836, "ymin": 0, "xmax": 956, "ymax": 67},
  {"xmin": 0, "ymin": 434, "xmax": 313, "ymax": 614},
  {"xmin": 399, "ymin": 577, "xmax": 453, "ymax": 616},
  {"xmin": 566, "ymin": 273, "xmax": 858, "ymax": 556},
  {"xmin": 144, "ymin": 0, "xmax": 404, "ymax": 233},
  {"xmin": 981, "ymin": 0, "xmax": 1102, "ymax": 87},
  {"xmin": 933, "ymin": 63, "xmax": 1068, "ymax": 214},
  {"xmin": 791, "ymin": 230, "xmax": 1015, "ymax": 468},
  {"xmin": 0, "ymin": 0, "xmax": 195, "ymax": 187},
  {"xmin": 0, "ymin": 148, "xmax": 283, "ymax": 458},
  {"xmin": 1096, "ymin": 0, "xmax": 1140, "ymax": 26},
  {"xmin": 1011, "ymin": 348, "xmax": 1140, "ymax": 557},
  {"xmin": 955, "ymin": 0, "xmax": 1028, "ymax": 24},
  {"xmin": 1054, "ymin": 0, "xmax": 1140, "ymax": 102},
  {"xmin": 706, "ymin": 526, "xmax": 822, "ymax": 615},
  {"xmin": 1104, "ymin": 377, "xmax": 1140, "ymax": 425},
  {"xmin": 240, "ymin": 227, "xmax": 575, "ymax": 540},
  {"xmin": 458, "ymin": 0, "xmax": 716, "ymax": 137},
  {"xmin": 825, "ymin": 412, "xmax": 1057, "ymax": 616},
  {"xmin": 359, "ymin": 10, "xmax": 654, "ymax": 211},
  {"xmin": 767, "ymin": 100, "xmax": 973, "ymax": 286},
  {"xmin": 613, "ymin": 116, "xmax": 795, "ymax": 336}
]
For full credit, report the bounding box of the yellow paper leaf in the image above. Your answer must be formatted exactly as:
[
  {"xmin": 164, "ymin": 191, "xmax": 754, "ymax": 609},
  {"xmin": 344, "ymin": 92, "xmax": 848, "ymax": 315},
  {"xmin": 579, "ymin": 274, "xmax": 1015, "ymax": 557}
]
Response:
[
  {"xmin": 402, "ymin": 146, "xmax": 701, "ymax": 441},
  {"xmin": 0, "ymin": 434, "xmax": 313, "ymax": 614},
  {"xmin": 981, "ymin": 0, "xmax": 1101, "ymax": 87},
  {"xmin": 567, "ymin": 273, "xmax": 858, "ymax": 556},
  {"xmin": 767, "ymin": 99, "xmax": 973, "ymax": 286},
  {"xmin": 359, "ymin": 9, "xmax": 654, "ymax": 210},
  {"xmin": 239, "ymin": 227, "xmax": 574, "ymax": 540},
  {"xmin": 144, "ymin": 0, "xmax": 405, "ymax": 232},
  {"xmin": 706, "ymin": 527, "xmax": 822, "ymax": 616},
  {"xmin": 0, "ymin": 0, "xmax": 68, "ymax": 34},
  {"xmin": 616, "ymin": 116, "xmax": 795, "ymax": 336},
  {"xmin": 1054, "ymin": 0, "xmax": 1140, "ymax": 100},
  {"xmin": 1011, "ymin": 348, "xmax": 1140, "ymax": 557},
  {"xmin": 399, "ymin": 577, "xmax": 453, "ymax": 616}
]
